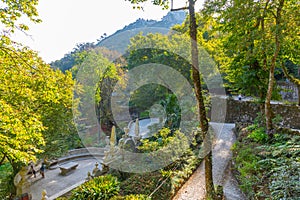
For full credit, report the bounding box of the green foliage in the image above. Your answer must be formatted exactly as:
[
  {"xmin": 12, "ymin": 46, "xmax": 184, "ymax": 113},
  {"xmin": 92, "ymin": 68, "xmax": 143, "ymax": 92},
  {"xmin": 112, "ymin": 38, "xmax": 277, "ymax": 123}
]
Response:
[
  {"xmin": 119, "ymin": 171, "xmax": 171, "ymax": 200},
  {"xmin": 138, "ymin": 128, "xmax": 201, "ymax": 195},
  {"xmin": 247, "ymin": 127, "xmax": 268, "ymax": 144},
  {"xmin": 202, "ymin": 0, "xmax": 300, "ymax": 99},
  {"xmin": 125, "ymin": 0, "xmax": 170, "ymax": 10},
  {"xmin": 138, "ymin": 128, "xmax": 189, "ymax": 155},
  {"xmin": 233, "ymin": 128, "xmax": 300, "ymax": 199},
  {"xmin": 70, "ymin": 175, "xmax": 120, "ymax": 200},
  {"xmin": 111, "ymin": 194, "xmax": 151, "ymax": 200},
  {"xmin": 126, "ymin": 33, "xmax": 194, "ymax": 118},
  {"xmin": 0, "ymin": 163, "xmax": 14, "ymax": 199},
  {"xmin": 232, "ymin": 142, "xmax": 260, "ymax": 198},
  {"xmin": 162, "ymin": 148, "xmax": 201, "ymax": 195},
  {"xmin": 74, "ymin": 48, "xmax": 122, "ymax": 139},
  {"xmin": 0, "ymin": 38, "xmax": 77, "ymax": 169},
  {"xmin": 159, "ymin": 94, "xmax": 181, "ymax": 131},
  {"xmin": 246, "ymin": 113, "xmax": 268, "ymax": 143},
  {"xmin": 0, "ymin": 0, "xmax": 41, "ymax": 32}
]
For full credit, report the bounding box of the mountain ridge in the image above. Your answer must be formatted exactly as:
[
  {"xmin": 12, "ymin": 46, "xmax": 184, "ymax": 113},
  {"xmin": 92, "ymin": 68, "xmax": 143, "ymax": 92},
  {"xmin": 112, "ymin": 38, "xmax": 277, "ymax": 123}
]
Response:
[{"xmin": 51, "ymin": 11, "xmax": 186, "ymax": 71}]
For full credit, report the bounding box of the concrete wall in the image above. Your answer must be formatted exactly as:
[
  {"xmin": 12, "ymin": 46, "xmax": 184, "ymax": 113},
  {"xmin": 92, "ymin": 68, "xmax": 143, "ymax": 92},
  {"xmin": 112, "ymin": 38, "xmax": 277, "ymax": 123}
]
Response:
[{"xmin": 209, "ymin": 97, "xmax": 300, "ymax": 129}]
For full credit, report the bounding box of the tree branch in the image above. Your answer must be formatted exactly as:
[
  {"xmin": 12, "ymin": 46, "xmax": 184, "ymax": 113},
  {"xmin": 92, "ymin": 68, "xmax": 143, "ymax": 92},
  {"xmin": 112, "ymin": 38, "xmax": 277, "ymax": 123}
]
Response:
[
  {"xmin": 171, "ymin": 7, "xmax": 188, "ymax": 11},
  {"xmin": 0, "ymin": 153, "xmax": 7, "ymax": 166},
  {"xmin": 281, "ymin": 62, "xmax": 300, "ymax": 86}
]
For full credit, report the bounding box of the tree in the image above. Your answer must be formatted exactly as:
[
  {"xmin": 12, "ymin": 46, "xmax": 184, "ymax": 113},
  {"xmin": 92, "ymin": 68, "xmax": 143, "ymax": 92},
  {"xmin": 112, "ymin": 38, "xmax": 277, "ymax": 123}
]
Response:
[
  {"xmin": 126, "ymin": 0, "xmax": 216, "ymax": 198},
  {"xmin": 74, "ymin": 48, "xmax": 122, "ymax": 145},
  {"xmin": 203, "ymin": 0, "xmax": 300, "ymax": 132},
  {"xmin": 0, "ymin": 40, "xmax": 76, "ymax": 171},
  {"xmin": 51, "ymin": 42, "xmax": 95, "ymax": 72},
  {"xmin": 0, "ymin": 0, "xmax": 41, "ymax": 32},
  {"xmin": 0, "ymin": 2, "xmax": 78, "ymax": 197},
  {"xmin": 126, "ymin": 33, "xmax": 193, "ymax": 118}
]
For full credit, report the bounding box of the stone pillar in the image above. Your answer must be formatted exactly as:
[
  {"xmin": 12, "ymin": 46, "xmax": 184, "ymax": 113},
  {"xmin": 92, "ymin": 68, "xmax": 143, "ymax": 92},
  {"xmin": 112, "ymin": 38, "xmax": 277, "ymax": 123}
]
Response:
[
  {"xmin": 110, "ymin": 126, "xmax": 116, "ymax": 147},
  {"xmin": 134, "ymin": 119, "xmax": 140, "ymax": 138},
  {"xmin": 105, "ymin": 136, "xmax": 110, "ymax": 148}
]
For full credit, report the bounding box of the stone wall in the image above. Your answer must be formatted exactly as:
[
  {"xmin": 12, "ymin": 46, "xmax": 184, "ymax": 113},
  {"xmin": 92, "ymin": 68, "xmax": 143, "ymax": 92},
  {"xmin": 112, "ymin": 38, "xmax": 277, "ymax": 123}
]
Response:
[
  {"xmin": 209, "ymin": 97, "xmax": 300, "ymax": 129},
  {"xmin": 278, "ymin": 81, "xmax": 299, "ymax": 101}
]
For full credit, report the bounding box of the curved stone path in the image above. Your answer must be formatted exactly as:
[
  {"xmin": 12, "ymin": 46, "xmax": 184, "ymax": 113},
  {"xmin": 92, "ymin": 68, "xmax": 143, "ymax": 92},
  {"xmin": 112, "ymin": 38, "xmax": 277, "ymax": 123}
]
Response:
[
  {"xmin": 23, "ymin": 158, "xmax": 101, "ymax": 200},
  {"xmin": 173, "ymin": 123, "xmax": 246, "ymax": 200}
]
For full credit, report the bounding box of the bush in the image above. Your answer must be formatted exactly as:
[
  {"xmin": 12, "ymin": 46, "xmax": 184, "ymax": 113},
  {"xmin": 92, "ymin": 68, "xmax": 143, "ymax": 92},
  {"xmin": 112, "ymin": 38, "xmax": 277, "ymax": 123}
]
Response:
[
  {"xmin": 0, "ymin": 163, "xmax": 14, "ymax": 199},
  {"xmin": 70, "ymin": 175, "xmax": 119, "ymax": 200},
  {"xmin": 119, "ymin": 171, "xmax": 171, "ymax": 200},
  {"xmin": 111, "ymin": 194, "xmax": 151, "ymax": 200},
  {"xmin": 247, "ymin": 127, "xmax": 268, "ymax": 143},
  {"xmin": 232, "ymin": 142, "xmax": 260, "ymax": 198}
]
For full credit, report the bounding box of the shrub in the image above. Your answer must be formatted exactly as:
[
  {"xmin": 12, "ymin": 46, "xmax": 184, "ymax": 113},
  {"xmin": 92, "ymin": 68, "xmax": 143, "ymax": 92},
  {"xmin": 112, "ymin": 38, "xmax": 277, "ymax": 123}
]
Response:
[
  {"xmin": 119, "ymin": 171, "xmax": 171, "ymax": 200},
  {"xmin": 0, "ymin": 163, "xmax": 14, "ymax": 199},
  {"xmin": 232, "ymin": 142, "xmax": 260, "ymax": 198},
  {"xmin": 70, "ymin": 174, "xmax": 119, "ymax": 200},
  {"xmin": 111, "ymin": 194, "xmax": 151, "ymax": 200},
  {"xmin": 247, "ymin": 127, "xmax": 268, "ymax": 143}
]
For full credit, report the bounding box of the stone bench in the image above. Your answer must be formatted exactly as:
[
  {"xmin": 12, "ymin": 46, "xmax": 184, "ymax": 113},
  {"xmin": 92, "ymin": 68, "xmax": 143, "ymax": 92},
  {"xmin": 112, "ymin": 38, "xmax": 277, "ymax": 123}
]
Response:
[{"xmin": 59, "ymin": 162, "xmax": 79, "ymax": 175}]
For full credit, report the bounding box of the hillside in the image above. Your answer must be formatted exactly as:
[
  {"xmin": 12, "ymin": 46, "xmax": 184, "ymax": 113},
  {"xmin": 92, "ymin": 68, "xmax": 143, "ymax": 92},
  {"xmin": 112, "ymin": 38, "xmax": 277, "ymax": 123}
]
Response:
[
  {"xmin": 51, "ymin": 11, "xmax": 186, "ymax": 71},
  {"xmin": 96, "ymin": 10, "xmax": 186, "ymax": 53}
]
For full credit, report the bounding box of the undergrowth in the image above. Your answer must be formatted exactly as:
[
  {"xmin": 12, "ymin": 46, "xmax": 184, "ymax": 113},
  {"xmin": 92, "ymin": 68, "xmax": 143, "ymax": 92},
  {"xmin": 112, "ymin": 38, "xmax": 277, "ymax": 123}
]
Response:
[{"xmin": 232, "ymin": 123, "xmax": 300, "ymax": 199}]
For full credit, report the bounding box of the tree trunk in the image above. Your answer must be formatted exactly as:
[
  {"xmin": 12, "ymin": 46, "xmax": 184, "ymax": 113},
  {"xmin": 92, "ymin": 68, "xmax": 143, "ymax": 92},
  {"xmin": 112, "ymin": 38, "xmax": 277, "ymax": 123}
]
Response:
[
  {"xmin": 265, "ymin": 0, "xmax": 284, "ymax": 132},
  {"xmin": 298, "ymin": 85, "xmax": 300, "ymax": 106},
  {"xmin": 188, "ymin": 0, "xmax": 215, "ymax": 199},
  {"xmin": 265, "ymin": 70, "xmax": 275, "ymax": 131}
]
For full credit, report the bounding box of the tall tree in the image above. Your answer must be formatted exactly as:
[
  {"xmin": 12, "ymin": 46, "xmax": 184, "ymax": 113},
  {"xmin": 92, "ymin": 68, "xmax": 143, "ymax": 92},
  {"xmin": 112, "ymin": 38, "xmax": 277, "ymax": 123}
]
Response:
[
  {"xmin": 0, "ymin": 0, "xmax": 77, "ymax": 191},
  {"xmin": 0, "ymin": 41, "xmax": 76, "ymax": 171},
  {"xmin": 203, "ymin": 0, "xmax": 300, "ymax": 131},
  {"xmin": 126, "ymin": 0, "xmax": 216, "ymax": 198}
]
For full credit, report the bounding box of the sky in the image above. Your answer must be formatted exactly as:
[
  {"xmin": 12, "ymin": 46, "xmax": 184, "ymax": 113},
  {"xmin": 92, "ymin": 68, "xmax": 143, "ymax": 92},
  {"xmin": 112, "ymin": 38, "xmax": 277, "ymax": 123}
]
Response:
[{"xmin": 11, "ymin": 0, "xmax": 201, "ymax": 63}]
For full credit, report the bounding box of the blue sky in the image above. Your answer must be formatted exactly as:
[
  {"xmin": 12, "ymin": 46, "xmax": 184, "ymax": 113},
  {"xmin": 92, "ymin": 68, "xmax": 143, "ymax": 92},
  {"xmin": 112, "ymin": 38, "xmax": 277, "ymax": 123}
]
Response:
[{"xmin": 12, "ymin": 0, "xmax": 202, "ymax": 63}]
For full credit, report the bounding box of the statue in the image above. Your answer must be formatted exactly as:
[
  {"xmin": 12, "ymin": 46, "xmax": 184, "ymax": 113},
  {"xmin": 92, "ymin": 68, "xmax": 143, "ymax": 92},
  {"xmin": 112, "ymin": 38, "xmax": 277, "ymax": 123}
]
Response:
[
  {"xmin": 133, "ymin": 119, "xmax": 141, "ymax": 144},
  {"xmin": 14, "ymin": 166, "xmax": 30, "ymax": 196},
  {"xmin": 41, "ymin": 189, "xmax": 48, "ymax": 200},
  {"xmin": 92, "ymin": 162, "xmax": 101, "ymax": 177},
  {"xmin": 124, "ymin": 127, "xmax": 130, "ymax": 137},
  {"xmin": 86, "ymin": 172, "xmax": 93, "ymax": 181}
]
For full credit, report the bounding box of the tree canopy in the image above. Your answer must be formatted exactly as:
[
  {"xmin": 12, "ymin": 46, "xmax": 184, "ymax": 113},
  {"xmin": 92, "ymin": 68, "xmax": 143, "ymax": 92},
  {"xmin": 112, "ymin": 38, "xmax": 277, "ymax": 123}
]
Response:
[{"xmin": 0, "ymin": 0, "xmax": 77, "ymax": 174}]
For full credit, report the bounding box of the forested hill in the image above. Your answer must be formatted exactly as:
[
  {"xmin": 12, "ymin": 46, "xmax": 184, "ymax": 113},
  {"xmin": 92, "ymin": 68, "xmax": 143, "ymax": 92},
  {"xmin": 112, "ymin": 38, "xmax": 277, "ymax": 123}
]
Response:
[
  {"xmin": 51, "ymin": 11, "xmax": 186, "ymax": 72},
  {"xmin": 108, "ymin": 10, "xmax": 186, "ymax": 35}
]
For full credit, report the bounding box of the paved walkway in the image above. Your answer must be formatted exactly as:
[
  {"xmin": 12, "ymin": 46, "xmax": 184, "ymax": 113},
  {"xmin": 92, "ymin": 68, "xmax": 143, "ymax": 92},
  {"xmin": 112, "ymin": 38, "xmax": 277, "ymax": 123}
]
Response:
[
  {"xmin": 173, "ymin": 123, "xmax": 246, "ymax": 200},
  {"xmin": 23, "ymin": 158, "xmax": 100, "ymax": 200}
]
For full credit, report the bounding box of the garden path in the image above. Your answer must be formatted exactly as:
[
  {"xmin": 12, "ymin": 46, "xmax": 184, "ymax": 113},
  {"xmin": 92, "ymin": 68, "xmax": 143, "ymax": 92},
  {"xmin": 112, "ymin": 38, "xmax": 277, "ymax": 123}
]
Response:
[
  {"xmin": 23, "ymin": 158, "xmax": 99, "ymax": 200},
  {"xmin": 172, "ymin": 123, "xmax": 246, "ymax": 200}
]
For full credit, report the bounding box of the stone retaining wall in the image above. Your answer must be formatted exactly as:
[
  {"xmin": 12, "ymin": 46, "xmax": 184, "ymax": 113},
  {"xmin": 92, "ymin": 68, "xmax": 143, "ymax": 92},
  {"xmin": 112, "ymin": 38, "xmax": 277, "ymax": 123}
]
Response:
[{"xmin": 209, "ymin": 97, "xmax": 300, "ymax": 129}]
